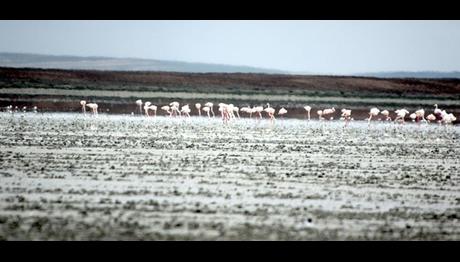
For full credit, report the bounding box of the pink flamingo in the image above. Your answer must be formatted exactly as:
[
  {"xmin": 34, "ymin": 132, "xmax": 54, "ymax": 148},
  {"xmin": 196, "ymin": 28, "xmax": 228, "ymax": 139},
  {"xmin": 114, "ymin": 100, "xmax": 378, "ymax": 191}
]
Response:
[
  {"xmin": 135, "ymin": 99, "xmax": 143, "ymax": 115},
  {"xmin": 86, "ymin": 103, "xmax": 98, "ymax": 116},
  {"xmin": 195, "ymin": 103, "xmax": 202, "ymax": 116},
  {"xmin": 202, "ymin": 106, "xmax": 211, "ymax": 118},
  {"xmin": 304, "ymin": 106, "xmax": 312, "ymax": 121},
  {"xmin": 80, "ymin": 100, "xmax": 86, "ymax": 115}
]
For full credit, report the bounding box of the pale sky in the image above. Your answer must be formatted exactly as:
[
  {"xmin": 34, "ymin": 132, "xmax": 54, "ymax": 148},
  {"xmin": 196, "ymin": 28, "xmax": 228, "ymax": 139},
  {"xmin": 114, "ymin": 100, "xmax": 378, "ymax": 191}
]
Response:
[{"xmin": 0, "ymin": 20, "xmax": 459, "ymax": 74}]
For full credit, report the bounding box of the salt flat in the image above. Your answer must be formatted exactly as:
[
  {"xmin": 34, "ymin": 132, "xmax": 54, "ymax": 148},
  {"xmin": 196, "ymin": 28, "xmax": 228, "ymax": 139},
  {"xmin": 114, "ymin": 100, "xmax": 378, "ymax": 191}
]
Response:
[{"xmin": 0, "ymin": 113, "xmax": 459, "ymax": 240}]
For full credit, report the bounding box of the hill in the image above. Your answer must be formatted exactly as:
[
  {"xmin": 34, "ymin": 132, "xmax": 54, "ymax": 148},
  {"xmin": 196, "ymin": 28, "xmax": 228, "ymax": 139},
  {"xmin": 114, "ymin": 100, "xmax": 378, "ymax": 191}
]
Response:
[{"xmin": 0, "ymin": 52, "xmax": 286, "ymax": 74}]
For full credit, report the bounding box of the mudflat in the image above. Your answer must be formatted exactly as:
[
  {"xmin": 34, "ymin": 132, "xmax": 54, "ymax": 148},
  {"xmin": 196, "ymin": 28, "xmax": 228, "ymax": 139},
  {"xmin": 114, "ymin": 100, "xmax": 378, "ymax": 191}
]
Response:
[{"xmin": 0, "ymin": 113, "xmax": 459, "ymax": 240}]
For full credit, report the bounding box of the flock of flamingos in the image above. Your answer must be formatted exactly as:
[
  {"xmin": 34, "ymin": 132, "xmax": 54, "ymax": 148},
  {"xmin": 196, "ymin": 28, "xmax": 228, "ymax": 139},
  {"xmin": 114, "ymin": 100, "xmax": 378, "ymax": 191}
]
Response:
[
  {"xmin": 2, "ymin": 100, "xmax": 457, "ymax": 126},
  {"xmin": 75, "ymin": 99, "xmax": 456, "ymax": 126}
]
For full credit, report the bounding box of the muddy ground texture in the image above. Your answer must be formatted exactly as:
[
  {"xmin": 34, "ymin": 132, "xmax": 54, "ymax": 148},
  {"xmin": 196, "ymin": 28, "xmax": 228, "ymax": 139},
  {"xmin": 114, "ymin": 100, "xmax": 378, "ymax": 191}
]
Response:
[{"xmin": 0, "ymin": 113, "xmax": 459, "ymax": 240}]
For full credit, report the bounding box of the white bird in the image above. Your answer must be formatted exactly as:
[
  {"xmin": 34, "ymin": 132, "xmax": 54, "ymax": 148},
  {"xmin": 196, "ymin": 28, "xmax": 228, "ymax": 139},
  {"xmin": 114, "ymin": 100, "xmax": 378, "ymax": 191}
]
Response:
[
  {"xmin": 227, "ymin": 104, "xmax": 236, "ymax": 119},
  {"xmin": 218, "ymin": 103, "xmax": 227, "ymax": 119},
  {"xmin": 380, "ymin": 110, "xmax": 391, "ymax": 121},
  {"xmin": 304, "ymin": 106, "xmax": 312, "ymax": 121},
  {"xmin": 86, "ymin": 103, "xmax": 98, "ymax": 116},
  {"xmin": 441, "ymin": 110, "xmax": 456, "ymax": 125},
  {"xmin": 254, "ymin": 106, "xmax": 264, "ymax": 119},
  {"xmin": 181, "ymin": 104, "xmax": 191, "ymax": 118},
  {"xmin": 368, "ymin": 107, "xmax": 380, "ymax": 124},
  {"xmin": 170, "ymin": 101, "xmax": 181, "ymax": 117},
  {"xmin": 410, "ymin": 113, "xmax": 417, "ymax": 122},
  {"xmin": 161, "ymin": 105, "xmax": 172, "ymax": 116},
  {"xmin": 341, "ymin": 109, "xmax": 351, "ymax": 117},
  {"xmin": 144, "ymin": 102, "xmax": 152, "ymax": 116},
  {"xmin": 195, "ymin": 103, "xmax": 202, "ymax": 116},
  {"xmin": 149, "ymin": 105, "xmax": 158, "ymax": 117},
  {"xmin": 341, "ymin": 109, "xmax": 352, "ymax": 127},
  {"xmin": 323, "ymin": 107, "xmax": 335, "ymax": 115},
  {"xmin": 415, "ymin": 109, "xmax": 426, "ymax": 123},
  {"xmin": 204, "ymin": 102, "xmax": 215, "ymax": 117},
  {"xmin": 217, "ymin": 103, "xmax": 231, "ymax": 123},
  {"xmin": 434, "ymin": 104, "xmax": 442, "ymax": 116},
  {"xmin": 426, "ymin": 114, "xmax": 436, "ymax": 123},
  {"xmin": 135, "ymin": 99, "xmax": 143, "ymax": 115},
  {"xmin": 144, "ymin": 102, "xmax": 157, "ymax": 117},
  {"xmin": 322, "ymin": 107, "xmax": 335, "ymax": 121},
  {"xmin": 394, "ymin": 109, "xmax": 410, "ymax": 123},
  {"xmin": 202, "ymin": 106, "xmax": 211, "ymax": 118},
  {"xmin": 80, "ymin": 100, "xmax": 86, "ymax": 115},
  {"xmin": 233, "ymin": 106, "xmax": 240, "ymax": 119},
  {"xmin": 264, "ymin": 103, "xmax": 276, "ymax": 124},
  {"xmin": 278, "ymin": 107, "xmax": 288, "ymax": 117},
  {"xmin": 317, "ymin": 110, "xmax": 323, "ymax": 120},
  {"xmin": 240, "ymin": 106, "xmax": 252, "ymax": 118}
]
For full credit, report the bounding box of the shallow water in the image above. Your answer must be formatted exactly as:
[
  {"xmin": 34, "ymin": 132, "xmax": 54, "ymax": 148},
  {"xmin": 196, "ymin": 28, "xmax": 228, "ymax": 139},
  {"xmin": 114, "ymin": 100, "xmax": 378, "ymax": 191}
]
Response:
[{"xmin": 0, "ymin": 112, "xmax": 459, "ymax": 240}]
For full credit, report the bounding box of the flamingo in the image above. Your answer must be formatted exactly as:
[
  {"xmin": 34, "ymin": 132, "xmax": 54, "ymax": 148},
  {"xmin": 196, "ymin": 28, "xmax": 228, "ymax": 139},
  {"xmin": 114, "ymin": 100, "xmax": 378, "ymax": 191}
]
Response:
[
  {"xmin": 317, "ymin": 110, "xmax": 324, "ymax": 121},
  {"xmin": 240, "ymin": 106, "xmax": 251, "ymax": 117},
  {"xmin": 341, "ymin": 109, "xmax": 352, "ymax": 127},
  {"xmin": 380, "ymin": 110, "xmax": 391, "ymax": 121},
  {"xmin": 80, "ymin": 100, "xmax": 86, "ymax": 115},
  {"xmin": 368, "ymin": 107, "xmax": 380, "ymax": 125},
  {"xmin": 135, "ymin": 99, "xmax": 143, "ymax": 115},
  {"xmin": 170, "ymin": 101, "xmax": 181, "ymax": 117},
  {"xmin": 204, "ymin": 102, "xmax": 215, "ymax": 117},
  {"xmin": 409, "ymin": 113, "xmax": 417, "ymax": 122},
  {"xmin": 415, "ymin": 109, "xmax": 426, "ymax": 123},
  {"xmin": 264, "ymin": 103, "xmax": 276, "ymax": 124},
  {"xmin": 86, "ymin": 103, "xmax": 98, "ymax": 116},
  {"xmin": 227, "ymin": 104, "xmax": 236, "ymax": 119},
  {"xmin": 144, "ymin": 102, "xmax": 152, "ymax": 116},
  {"xmin": 222, "ymin": 104, "xmax": 231, "ymax": 124},
  {"xmin": 254, "ymin": 106, "xmax": 264, "ymax": 119},
  {"xmin": 144, "ymin": 102, "xmax": 157, "ymax": 117},
  {"xmin": 304, "ymin": 106, "xmax": 312, "ymax": 121},
  {"xmin": 440, "ymin": 110, "xmax": 456, "ymax": 125},
  {"xmin": 217, "ymin": 103, "xmax": 230, "ymax": 123},
  {"xmin": 433, "ymin": 104, "xmax": 443, "ymax": 123},
  {"xmin": 195, "ymin": 103, "xmax": 202, "ymax": 116},
  {"xmin": 181, "ymin": 104, "xmax": 191, "ymax": 118},
  {"xmin": 322, "ymin": 107, "xmax": 335, "ymax": 121},
  {"xmin": 161, "ymin": 105, "xmax": 172, "ymax": 117},
  {"xmin": 426, "ymin": 114, "xmax": 436, "ymax": 123},
  {"xmin": 233, "ymin": 106, "xmax": 240, "ymax": 119},
  {"xmin": 394, "ymin": 109, "xmax": 409, "ymax": 123},
  {"xmin": 278, "ymin": 107, "xmax": 288, "ymax": 118},
  {"xmin": 218, "ymin": 103, "xmax": 226, "ymax": 119},
  {"xmin": 202, "ymin": 106, "xmax": 211, "ymax": 118},
  {"xmin": 149, "ymin": 105, "xmax": 158, "ymax": 117}
]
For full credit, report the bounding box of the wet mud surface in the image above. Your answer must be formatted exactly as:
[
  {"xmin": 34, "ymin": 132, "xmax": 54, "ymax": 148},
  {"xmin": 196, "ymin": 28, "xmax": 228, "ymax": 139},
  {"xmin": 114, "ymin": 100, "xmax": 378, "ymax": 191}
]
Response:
[{"xmin": 0, "ymin": 113, "xmax": 459, "ymax": 240}]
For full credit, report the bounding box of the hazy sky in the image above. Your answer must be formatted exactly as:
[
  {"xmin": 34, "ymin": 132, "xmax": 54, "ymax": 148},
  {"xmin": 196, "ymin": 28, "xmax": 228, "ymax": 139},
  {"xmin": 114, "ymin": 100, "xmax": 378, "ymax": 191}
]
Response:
[{"xmin": 1, "ymin": 20, "xmax": 459, "ymax": 74}]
